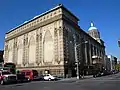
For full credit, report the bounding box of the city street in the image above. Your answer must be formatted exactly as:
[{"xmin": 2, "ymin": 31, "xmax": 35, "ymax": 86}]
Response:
[{"xmin": 0, "ymin": 73, "xmax": 120, "ymax": 90}]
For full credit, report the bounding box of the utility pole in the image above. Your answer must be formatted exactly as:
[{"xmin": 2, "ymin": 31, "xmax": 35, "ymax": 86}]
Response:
[
  {"xmin": 74, "ymin": 43, "xmax": 80, "ymax": 79},
  {"xmin": 73, "ymin": 34, "xmax": 88, "ymax": 79}
]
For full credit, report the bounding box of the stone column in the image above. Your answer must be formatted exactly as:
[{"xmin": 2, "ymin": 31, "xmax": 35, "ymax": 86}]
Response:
[
  {"xmin": 96, "ymin": 47, "xmax": 98, "ymax": 56},
  {"xmin": 26, "ymin": 35, "xmax": 29, "ymax": 65},
  {"xmin": 92, "ymin": 45, "xmax": 95, "ymax": 56},
  {"xmin": 58, "ymin": 26, "xmax": 65, "ymax": 77},
  {"xmin": 39, "ymin": 31, "xmax": 42, "ymax": 65},
  {"xmin": 22, "ymin": 36, "xmax": 25, "ymax": 66},
  {"xmin": 85, "ymin": 41, "xmax": 88, "ymax": 64},
  {"xmin": 12, "ymin": 40, "xmax": 15, "ymax": 63},
  {"xmin": 36, "ymin": 31, "xmax": 40, "ymax": 65},
  {"xmin": 89, "ymin": 43, "xmax": 92, "ymax": 65},
  {"xmin": 22, "ymin": 35, "xmax": 28, "ymax": 66},
  {"xmin": 95, "ymin": 46, "xmax": 97, "ymax": 56},
  {"xmin": 54, "ymin": 27, "xmax": 59, "ymax": 63},
  {"xmin": 4, "ymin": 42, "xmax": 9, "ymax": 62},
  {"xmin": 13, "ymin": 38, "xmax": 17, "ymax": 64}
]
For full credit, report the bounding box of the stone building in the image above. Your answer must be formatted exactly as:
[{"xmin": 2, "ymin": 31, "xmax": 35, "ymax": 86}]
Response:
[
  {"xmin": 104, "ymin": 55, "xmax": 111, "ymax": 71},
  {"xmin": 0, "ymin": 50, "xmax": 4, "ymax": 68},
  {"xmin": 108, "ymin": 55, "xmax": 117, "ymax": 71},
  {"xmin": 4, "ymin": 4, "xmax": 105, "ymax": 77},
  {"xmin": 0, "ymin": 50, "xmax": 4, "ymax": 63}
]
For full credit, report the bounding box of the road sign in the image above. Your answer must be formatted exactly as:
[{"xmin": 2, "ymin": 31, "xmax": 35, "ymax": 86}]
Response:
[{"xmin": 118, "ymin": 40, "xmax": 120, "ymax": 47}]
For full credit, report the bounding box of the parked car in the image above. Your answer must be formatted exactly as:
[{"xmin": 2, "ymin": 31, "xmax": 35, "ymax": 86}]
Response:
[
  {"xmin": 21, "ymin": 70, "xmax": 39, "ymax": 81},
  {"xmin": 111, "ymin": 70, "xmax": 119, "ymax": 74},
  {"xmin": 43, "ymin": 74, "xmax": 57, "ymax": 81},
  {"xmin": 101, "ymin": 70, "xmax": 111, "ymax": 76},
  {"xmin": 93, "ymin": 70, "xmax": 102, "ymax": 78},
  {"xmin": 0, "ymin": 70, "xmax": 17, "ymax": 85},
  {"xmin": 34, "ymin": 75, "xmax": 44, "ymax": 81},
  {"xmin": 17, "ymin": 72, "xmax": 30, "ymax": 83}
]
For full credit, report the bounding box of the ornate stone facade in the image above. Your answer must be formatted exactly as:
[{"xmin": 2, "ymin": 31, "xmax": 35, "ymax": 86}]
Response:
[{"xmin": 4, "ymin": 4, "xmax": 105, "ymax": 77}]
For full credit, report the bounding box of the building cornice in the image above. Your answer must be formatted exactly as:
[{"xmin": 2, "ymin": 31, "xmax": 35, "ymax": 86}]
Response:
[
  {"xmin": 17, "ymin": 65, "xmax": 64, "ymax": 69},
  {"xmin": 6, "ymin": 4, "xmax": 79, "ymax": 34},
  {"xmin": 5, "ymin": 14, "xmax": 63, "ymax": 41}
]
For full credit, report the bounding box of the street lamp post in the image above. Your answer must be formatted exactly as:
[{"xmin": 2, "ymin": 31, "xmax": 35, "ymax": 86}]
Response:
[
  {"xmin": 74, "ymin": 41, "xmax": 88, "ymax": 79},
  {"xmin": 74, "ymin": 42, "xmax": 79, "ymax": 79}
]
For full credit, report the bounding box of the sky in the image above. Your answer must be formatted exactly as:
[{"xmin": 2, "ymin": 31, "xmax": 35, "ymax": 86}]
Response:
[{"xmin": 0, "ymin": 0, "xmax": 120, "ymax": 59}]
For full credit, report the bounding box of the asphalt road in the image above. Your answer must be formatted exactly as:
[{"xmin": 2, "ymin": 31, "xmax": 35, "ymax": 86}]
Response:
[{"xmin": 1, "ymin": 73, "xmax": 120, "ymax": 90}]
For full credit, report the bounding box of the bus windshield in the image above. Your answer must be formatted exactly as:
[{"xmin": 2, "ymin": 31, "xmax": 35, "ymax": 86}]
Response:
[
  {"xmin": 2, "ymin": 71, "xmax": 11, "ymax": 75},
  {"xmin": 4, "ymin": 63, "xmax": 16, "ymax": 74}
]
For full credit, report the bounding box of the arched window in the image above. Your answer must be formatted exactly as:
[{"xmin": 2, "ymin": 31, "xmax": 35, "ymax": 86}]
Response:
[
  {"xmin": 29, "ymin": 36, "xmax": 36, "ymax": 64},
  {"xmin": 43, "ymin": 30, "xmax": 54, "ymax": 63}
]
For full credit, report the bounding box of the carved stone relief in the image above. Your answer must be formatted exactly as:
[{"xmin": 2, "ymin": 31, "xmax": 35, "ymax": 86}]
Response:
[
  {"xmin": 22, "ymin": 34, "xmax": 28, "ymax": 66},
  {"xmin": 36, "ymin": 30, "xmax": 40, "ymax": 65},
  {"xmin": 54, "ymin": 28, "xmax": 59, "ymax": 63},
  {"xmin": 13, "ymin": 38, "xmax": 17, "ymax": 64},
  {"xmin": 39, "ymin": 30, "xmax": 42, "ymax": 65}
]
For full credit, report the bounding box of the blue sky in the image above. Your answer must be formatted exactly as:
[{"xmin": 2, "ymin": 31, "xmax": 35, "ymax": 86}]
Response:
[{"xmin": 0, "ymin": 0, "xmax": 120, "ymax": 59}]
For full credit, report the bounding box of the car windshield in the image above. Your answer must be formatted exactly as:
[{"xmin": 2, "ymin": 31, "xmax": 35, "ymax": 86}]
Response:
[
  {"xmin": 46, "ymin": 75, "xmax": 49, "ymax": 76},
  {"xmin": 26, "ymin": 72, "xmax": 30, "ymax": 75},
  {"xmin": 21, "ymin": 72, "xmax": 30, "ymax": 75},
  {"xmin": 32, "ymin": 70, "xmax": 38, "ymax": 76},
  {"xmin": 21, "ymin": 72, "xmax": 25, "ymax": 75},
  {"xmin": 44, "ymin": 74, "xmax": 51, "ymax": 76},
  {"xmin": 2, "ymin": 71, "xmax": 11, "ymax": 75}
]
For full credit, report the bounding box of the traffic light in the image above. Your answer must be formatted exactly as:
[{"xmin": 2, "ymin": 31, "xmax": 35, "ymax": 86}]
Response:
[{"xmin": 118, "ymin": 40, "xmax": 120, "ymax": 47}]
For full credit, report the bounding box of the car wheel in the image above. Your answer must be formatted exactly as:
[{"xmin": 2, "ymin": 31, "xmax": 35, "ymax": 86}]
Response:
[
  {"xmin": 1, "ymin": 80, "xmax": 4, "ymax": 85},
  {"xmin": 48, "ymin": 78, "xmax": 51, "ymax": 81},
  {"xmin": 27, "ymin": 78, "xmax": 31, "ymax": 82}
]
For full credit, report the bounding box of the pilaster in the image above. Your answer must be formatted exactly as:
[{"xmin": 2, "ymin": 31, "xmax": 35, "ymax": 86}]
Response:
[
  {"xmin": 54, "ymin": 22, "xmax": 59, "ymax": 63},
  {"xmin": 36, "ymin": 30, "xmax": 40, "ymax": 65}
]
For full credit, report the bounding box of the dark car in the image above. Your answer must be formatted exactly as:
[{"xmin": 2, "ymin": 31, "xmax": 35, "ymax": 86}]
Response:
[
  {"xmin": 17, "ymin": 73, "xmax": 30, "ymax": 83},
  {"xmin": 33, "ymin": 75, "xmax": 44, "ymax": 81},
  {"xmin": 93, "ymin": 70, "xmax": 102, "ymax": 78}
]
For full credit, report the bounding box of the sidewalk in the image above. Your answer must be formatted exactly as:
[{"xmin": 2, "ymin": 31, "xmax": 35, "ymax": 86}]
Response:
[
  {"xmin": 59, "ymin": 75, "xmax": 93, "ymax": 82},
  {"xmin": 83, "ymin": 75, "xmax": 93, "ymax": 79}
]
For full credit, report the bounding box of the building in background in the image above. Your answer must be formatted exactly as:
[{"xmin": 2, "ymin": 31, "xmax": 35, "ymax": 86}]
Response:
[
  {"xmin": 4, "ymin": 4, "xmax": 106, "ymax": 77},
  {"xmin": 104, "ymin": 55, "xmax": 111, "ymax": 71},
  {"xmin": 0, "ymin": 50, "xmax": 4, "ymax": 63},
  {"xmin": 108, "ymin": 55, "xmax": 117, "ymax": 71},
  {"xmin": 116, "ymin": 60, "xmax": 120, "ymax": 71},
  {"xmin": 0, "ymin": 50, "xmax": 4, "ymax": 68},
  {"xmin": 117, "ymin": 60, "xmax": 120, "ymax": 64},
  {"xmin": 87, "ymin": 22, "xmax": 105, "ymax": 74}
]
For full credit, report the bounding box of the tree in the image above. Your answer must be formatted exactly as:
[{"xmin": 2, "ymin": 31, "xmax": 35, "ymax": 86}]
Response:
[{"xmin": 115, "ymin": 64, "xmax": 120, "ymax": 70}]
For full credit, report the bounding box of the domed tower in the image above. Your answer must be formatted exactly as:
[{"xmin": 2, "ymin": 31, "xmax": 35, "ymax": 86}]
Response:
[
  {"xmin": 88, "ymin": 22, "xmax": 104, "ymax": 45},
  {"xmin": 88, "ymin": 22, "xmax": 100, "ymax": 40}
]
